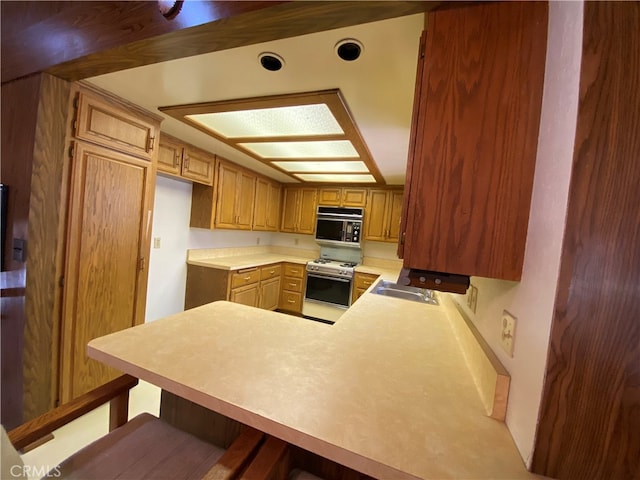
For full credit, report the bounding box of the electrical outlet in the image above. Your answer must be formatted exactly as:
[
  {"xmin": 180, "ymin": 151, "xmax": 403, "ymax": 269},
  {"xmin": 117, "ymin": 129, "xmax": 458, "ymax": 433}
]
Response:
[
  {"xmin": 501, "ymin": 310, "xmax": 517, "ymax": 357},
  {"xmin": 256, "ymin": 237, "xmax": 261, "ymax": 245},
  {"xmin": 153, "ymin": 237, "xmax": 161, "ymax": 249},
  {"xmin": 467, "ymin": 284, "xmax": 478, "ymax": 314},
  {"xmin": 294, "ymin": 238, "xmax": 299, "ymax": 245}
]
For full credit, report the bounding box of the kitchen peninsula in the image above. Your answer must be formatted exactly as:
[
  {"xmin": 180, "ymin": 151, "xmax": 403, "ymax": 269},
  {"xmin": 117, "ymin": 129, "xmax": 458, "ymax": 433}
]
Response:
[{"xmin": 88, "ymin": 289, "xmax": 534, "ymax": 479}]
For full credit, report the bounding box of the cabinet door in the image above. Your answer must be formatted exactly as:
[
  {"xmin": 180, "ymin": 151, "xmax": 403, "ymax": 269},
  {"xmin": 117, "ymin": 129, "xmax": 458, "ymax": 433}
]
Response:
[
  {"xmin": 259, "ymin": 277, "xmax": 281, "ymax": 311},
  {"xmin": 364, "ymin": 190, "xmax": 390, "ymax": 241},
  {"xmin": 215, "ymin": 162, "xmax": 240, "ymax": 229},
  {"xmin": 253, "ymin": 178, "xmax": 270, "ymax": 230},
  {"xmin": 75, "ymin": 90, "xmax": 157, "ymax": 161},
  {"xmin": 342, "ymin": 188, "xmax": 367, "ymax": 207},
  {"xmin": 280, "ymin": 188, "xmax": 299, "ymax": 232},
  {"xmin": 297, "ymin": 188, "xmax": 318, "ymax": 234},
  {"xmin": 318, "ymin": 188, "xmax": 341, "ymax": 206},
  {"xmin": 230, "ymin": 283, "xmax": 259, "ymax": 307},
  {"xmin": 386, "ymin": 190, "xmax": 404, "ymax": 242},
  {"xmin": 266, "ymin": 182, "xmax": 281, "ymax": 231},
  {"xmin": 60, "ymin": 142, "xmax": 154, "ymax": 402},
  {"xmin": 402, "ymin": 3, "xmax": 546, "ymax": 280},
  {"xmin": 182, "ymin": 147, "xmax": 214, "ymax": 185},
  {"xmin": 157, "ymin": 135, "xmax": 182, "ymax": 176},
  {"xmin": 236, "ymin": 170, "xmax": 255, "ymax": 229}
]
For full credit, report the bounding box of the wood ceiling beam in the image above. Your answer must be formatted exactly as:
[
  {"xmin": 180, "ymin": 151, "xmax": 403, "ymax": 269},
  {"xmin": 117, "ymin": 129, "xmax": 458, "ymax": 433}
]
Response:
[{"xmin": 1, "ymin": 1, "xmax": 436, "ymax": 84}]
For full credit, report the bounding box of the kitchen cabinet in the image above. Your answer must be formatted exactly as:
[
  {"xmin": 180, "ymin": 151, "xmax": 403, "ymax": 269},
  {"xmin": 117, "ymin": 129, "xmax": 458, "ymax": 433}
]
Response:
[
  {"xmin": 279, "ymin": 263, "xmax": 305, "ymax": 314},
  {"xmin": 318, "ymin": 188, "xmax": 367, "ymax": 207},
  {"xmin": 364, "ymin": 189, "xmax": 403, "ymax": 243},
  {"xmin": 399, "ymin": 2, "xmax": 547, "ymax": 281},
  {"xmin": 60, "ymin": 86, "xmax": 160, "ymax": 403},
  {"xmin": 281, "ymin": 187, "xmax": 317, "ymax": 234},
  {"xmin": 259, "ymin": 264, "xmax": 282, "ymax": 311},
  {"xmin": 253, "ymin": 177, "xmax": 282, "ymax": 232},
  {"xmin": 352, "ymin": 272, "xmax": 380, "ymax": 304},
  {"xmin": 185, "ymin": 263, "xmax": 283, "ymax": 312},
  {"xmin": 157, "ymin": 133, "xmax": 214, "ymax": 185},
  {"xmin": 74, "ymin": 88, "xmax": 157, "ymax": 161},
  {"xmin": 214, "ymin": 159, "xmax": 256, "ymax": 230}
]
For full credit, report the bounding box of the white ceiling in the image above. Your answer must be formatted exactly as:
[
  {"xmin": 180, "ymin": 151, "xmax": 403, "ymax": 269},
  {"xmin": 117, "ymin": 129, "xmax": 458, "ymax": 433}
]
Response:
[{"xmin": 87, "ymin": 13, "xmax": 424, "ymax": 185}]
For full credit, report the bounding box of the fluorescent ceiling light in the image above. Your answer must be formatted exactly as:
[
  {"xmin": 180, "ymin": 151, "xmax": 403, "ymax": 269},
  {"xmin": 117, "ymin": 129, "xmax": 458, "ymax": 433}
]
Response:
[
  {"xmin": 294, "ymin": 173, "xmax": 376, "ymax": 183},
  {"xmin": 240, "ymin": 140, "xmax": 358, "ymax": 159},
  {"xmin": 272, "ymin": 161, "xmax": 369, "ymax": 173},
  {"xmin": 186, "ymin": 104, "xmax": 343, "ymax": 138},
  {"xmin": 159, "ymin": 90, "xmax": 384, "ymax": 184}
]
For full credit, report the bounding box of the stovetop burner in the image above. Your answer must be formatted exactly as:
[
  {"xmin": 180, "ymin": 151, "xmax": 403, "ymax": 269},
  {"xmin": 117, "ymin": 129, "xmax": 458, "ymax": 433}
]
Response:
[{"xmin": 306, "ymin": 258, "xmax": 358, "ymax": 278}]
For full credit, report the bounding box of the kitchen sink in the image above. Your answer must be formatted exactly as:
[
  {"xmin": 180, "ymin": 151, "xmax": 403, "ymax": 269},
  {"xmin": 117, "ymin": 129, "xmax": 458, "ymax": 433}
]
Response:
[{"xmin": 370, "ymin": 280, "xmax": 439, "ymax": 305}]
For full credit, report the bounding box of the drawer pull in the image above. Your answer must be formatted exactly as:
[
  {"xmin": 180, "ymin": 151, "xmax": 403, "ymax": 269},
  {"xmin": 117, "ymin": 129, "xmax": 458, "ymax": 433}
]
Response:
[
  {"xmin": 287, "ymin": 299, "xmax": 295, "ymax": 304},
  {"xmin": 243, "ymin": 276, "xmax": 251, "ymax": 281},
  {"xmin": 269, "ymin": 270, "xmax": 275, "ymax": 274},
  {"xmin": 363, "ymin": 280, "xmax": 372, "ymax": 286},
  {"xmin": 288, "ymin": 283, "xmax": 296, "ymax": 287}
]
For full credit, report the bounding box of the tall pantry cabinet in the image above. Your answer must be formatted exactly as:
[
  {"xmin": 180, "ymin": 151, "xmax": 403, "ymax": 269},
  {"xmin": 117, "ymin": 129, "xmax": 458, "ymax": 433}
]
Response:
[{"xmin": 59, "ymin": 85, "xmax": 160, "ymax": 403}]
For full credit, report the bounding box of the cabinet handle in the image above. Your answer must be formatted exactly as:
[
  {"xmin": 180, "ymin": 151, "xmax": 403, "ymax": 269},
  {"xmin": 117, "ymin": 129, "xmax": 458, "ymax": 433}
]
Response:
[
  {"xmin": 363, "ymin": 281, "xmax": 372, "ymax": 286},
  {"xmin": 175, "ymin": 154, "xmax": 181, "ymax": 168},
  {"xmin": 269, "ymin": 270, "xmax": 275, "ymax": 274},
  {"xmin": 288, "ymin": 283, "xmax": 296, "ymax": 287},
  {"xmin": 243, "ymin": 276, "xmax": 251, "ymax": 281},
  {"xmin": 287, "ymin": 299, "xmax": 295, "ymax": 304},
  {"xmin": 184, "ymin": 156, "xmax": 190, "ymax": 170},
  {"xmin": 148, "ymin": 136, "xmax": 155, "ymax": 151}
]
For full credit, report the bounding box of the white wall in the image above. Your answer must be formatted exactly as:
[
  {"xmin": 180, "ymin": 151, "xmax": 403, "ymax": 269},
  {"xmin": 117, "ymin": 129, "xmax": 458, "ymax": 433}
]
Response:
[
  {"xmin": 450, "ymin": 1, "xmax": 583, "ymax": 466},
  {"xmin": 145, "ymin": 175, "xmax": 275, "ymax": 322}
]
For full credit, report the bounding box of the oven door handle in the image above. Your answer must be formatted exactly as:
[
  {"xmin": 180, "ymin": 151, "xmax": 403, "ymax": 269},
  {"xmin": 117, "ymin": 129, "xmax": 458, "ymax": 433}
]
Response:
[{"xmin": 306, "ymin": 272, "xmax": 352, "ymax": 283}]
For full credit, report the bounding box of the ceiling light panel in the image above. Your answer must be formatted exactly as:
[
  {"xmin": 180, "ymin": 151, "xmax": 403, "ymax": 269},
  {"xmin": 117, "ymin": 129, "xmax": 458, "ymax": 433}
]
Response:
[
  {"xmin": 294, "ymin": 173, "xmax": 376, "ymax": 183},
  {"xmin": 186, "ymin": 104, "xmax": 343, "ymax": 138},
  {"xmin": 272, "ymin": 161, "xmax": 368, "ymax": 173},
  {"xmin": 240, "ymin": 140, "xmax": 358, "ymax": 159}
]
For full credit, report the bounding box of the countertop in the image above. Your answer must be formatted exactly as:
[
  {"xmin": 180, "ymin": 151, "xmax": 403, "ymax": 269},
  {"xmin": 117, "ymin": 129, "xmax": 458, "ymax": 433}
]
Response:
[
  {"xmin": 88, "ymin": 289, "xmax": 533, "ymax": 479},
  {"xmin": 187, "ymin": 253, "xmax": 312, "ymax": 270}
]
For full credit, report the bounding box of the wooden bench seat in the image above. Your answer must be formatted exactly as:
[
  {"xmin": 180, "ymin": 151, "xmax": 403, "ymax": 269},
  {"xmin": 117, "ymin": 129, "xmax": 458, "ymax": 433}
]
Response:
[{"xmin": 5, "ymin": 376, "xmax": 264, "ymax": 480}]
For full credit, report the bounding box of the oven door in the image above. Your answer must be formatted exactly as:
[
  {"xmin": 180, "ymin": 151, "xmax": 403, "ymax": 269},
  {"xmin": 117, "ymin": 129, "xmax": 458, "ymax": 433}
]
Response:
[{"xmin": 304, "ymin": 272, "xmax": 352, "ymax": 307}]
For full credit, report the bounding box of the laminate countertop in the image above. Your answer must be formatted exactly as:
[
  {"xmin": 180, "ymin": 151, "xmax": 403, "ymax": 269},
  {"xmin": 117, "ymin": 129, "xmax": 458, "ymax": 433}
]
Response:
[
  {"xmin": 187, "ymin": 253, "xmax": 312, "ymax": 270},
  {"xmin": 88, "ymin": 289, "xmax": 534, "ymax": 479}
]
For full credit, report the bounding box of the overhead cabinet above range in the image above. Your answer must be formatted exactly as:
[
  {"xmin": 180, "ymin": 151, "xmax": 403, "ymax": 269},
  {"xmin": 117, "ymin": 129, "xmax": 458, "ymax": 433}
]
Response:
[{"xmin": 399, "ymin": 1, "xmax": 548, "ymax": 283}]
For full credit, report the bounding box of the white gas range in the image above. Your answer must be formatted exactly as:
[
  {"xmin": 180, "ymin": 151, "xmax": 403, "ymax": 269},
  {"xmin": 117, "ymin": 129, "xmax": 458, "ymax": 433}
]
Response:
[{"xmin": 302, "ymin": 247, "xmax": 361, "ymax": 324}]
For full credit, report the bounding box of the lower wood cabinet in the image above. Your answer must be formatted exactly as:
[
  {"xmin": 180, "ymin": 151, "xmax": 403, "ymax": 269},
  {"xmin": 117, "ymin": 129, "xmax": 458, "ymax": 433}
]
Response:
[
  {"xmin": 185, "ymin": 263, "xmax": 283, "ymax": 312},
  {"xmin": 279, "ymin": 263, "xmax": 305, "ymax": 314},
  {"xmin": 351, "ymin": 272, "xmax": 379, "ymax": 304}
]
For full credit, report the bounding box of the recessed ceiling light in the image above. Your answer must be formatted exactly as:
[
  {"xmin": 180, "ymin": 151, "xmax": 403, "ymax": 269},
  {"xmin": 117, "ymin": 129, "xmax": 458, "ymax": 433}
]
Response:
[
  {"xmin": 294, "ymin": 173, "xmax": 376, "ymax": 183},
  {"xmin": 335, "ymin": 39, "xmax": 363, "ymax": 61},
  {"xmin": 272, "ymin": 161, "xmax": 369, "ymax": 173},
  {"xmin": 239, "ymin": 140, "xmax": 358, "ymax": 159},
  {"xmin": 258, "ymin": 52, "xmax": 285, "ymax": 71}
]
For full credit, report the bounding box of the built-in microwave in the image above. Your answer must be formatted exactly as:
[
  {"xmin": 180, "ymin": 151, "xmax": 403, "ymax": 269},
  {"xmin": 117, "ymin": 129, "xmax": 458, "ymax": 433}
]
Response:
[{"xmin": 314, "ymin": 206, "xmax": 363, "ymax": 248}]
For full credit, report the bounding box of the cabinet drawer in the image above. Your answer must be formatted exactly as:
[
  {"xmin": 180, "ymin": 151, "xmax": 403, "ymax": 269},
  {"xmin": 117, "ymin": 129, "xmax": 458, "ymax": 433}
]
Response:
[
  {"xmin": 354, "ymin": 273, "xmax": 379, "ymax": 290},
  {"xmin": 282, "ymin": 276, "xmax": 303, "ymax": 293},
  {"xmin": 260, "ymin": 264, "xmax": 282, "ymax": 281},
  {"xmin": 280, "ymin": 291, "xmax": 302, "ymax": 312},
  {"xmin": 230, "ymin": 269, "xmax": 260, "ymax": 289},
  {"xmin": 283, "ymin": 263, "xmax": 304, "ymax": 278}
]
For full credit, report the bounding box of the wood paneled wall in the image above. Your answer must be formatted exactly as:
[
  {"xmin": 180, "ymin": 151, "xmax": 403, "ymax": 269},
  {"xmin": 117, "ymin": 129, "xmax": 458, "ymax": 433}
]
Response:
[
  {"xmin": 532, "ymin": 2, "xmax": 640, "ymax": 478},
  {"xmin": 23, "ymin": 74, "xmax": 72, "ymax": 420}
]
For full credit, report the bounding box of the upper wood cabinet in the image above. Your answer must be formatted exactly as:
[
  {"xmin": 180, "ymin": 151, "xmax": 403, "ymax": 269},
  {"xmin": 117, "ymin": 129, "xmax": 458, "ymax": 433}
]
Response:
[
  {"xmin": 281, "ymin": 187, "xmax": 318, "ymax": 234},
  {"xmin": 74, "ymin": 90, "xmax": 158, "ymax": 161},
  {"xmin": 215, "ymin": 159, "xmax": 256, "ymax": 230},
  {"xmin": 253, "ymin": 177, "xmax": 282, "ymax": 232},
  {"xmin": 364, "ymin": 189, "xmax": 403, "ymax": 243},
  {"xmin": 400, "ymin": 2, "xmax": 547, "ymax": 281},
  {"xmin": 318, "ymin": 187, "xmax": 367, "ymax": 207},
  {"xmin": 157, "ymin": 133, "xmax": 214, "ymax": 185}
]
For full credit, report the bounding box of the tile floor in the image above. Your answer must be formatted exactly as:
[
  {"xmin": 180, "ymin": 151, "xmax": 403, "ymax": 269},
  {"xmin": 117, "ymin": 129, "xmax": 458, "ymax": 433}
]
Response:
[{"xmin": 19, "ymin": 381, "xmax": 160, "ymax": 480}]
